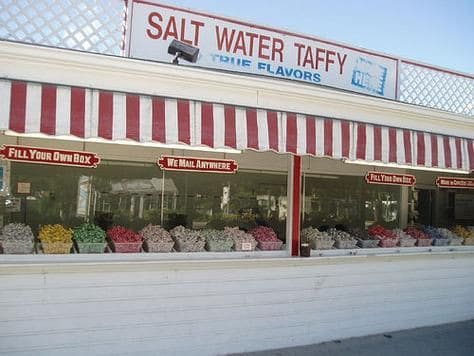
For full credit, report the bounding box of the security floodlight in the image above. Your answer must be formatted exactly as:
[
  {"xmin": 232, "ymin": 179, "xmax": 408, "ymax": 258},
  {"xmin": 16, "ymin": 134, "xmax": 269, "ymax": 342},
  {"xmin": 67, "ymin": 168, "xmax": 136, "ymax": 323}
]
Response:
[{"xmin": 167, "ymin": 39, "xmax": 199, "ymax": 64}]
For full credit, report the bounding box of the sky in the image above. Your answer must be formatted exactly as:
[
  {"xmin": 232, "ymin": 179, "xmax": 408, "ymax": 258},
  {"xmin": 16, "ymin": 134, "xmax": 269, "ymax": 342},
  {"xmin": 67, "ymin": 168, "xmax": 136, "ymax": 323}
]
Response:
[{"xmin": 161, "ymin": 0, "xmax": 474, "ymax": 74}]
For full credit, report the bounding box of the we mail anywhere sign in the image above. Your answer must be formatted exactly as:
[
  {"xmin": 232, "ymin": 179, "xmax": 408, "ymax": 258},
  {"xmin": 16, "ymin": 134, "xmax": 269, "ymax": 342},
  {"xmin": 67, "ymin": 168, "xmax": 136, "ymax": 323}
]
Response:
[{"xmin": 126, "ymin": 1, "xmax": 397, "ymax": 99}]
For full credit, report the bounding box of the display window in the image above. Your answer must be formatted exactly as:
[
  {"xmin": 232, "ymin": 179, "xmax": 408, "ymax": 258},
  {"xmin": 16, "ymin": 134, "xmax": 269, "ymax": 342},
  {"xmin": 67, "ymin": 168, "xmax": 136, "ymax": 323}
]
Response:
[
  {"xmin": 412, "ymin": 188, "xmax": 474, "ymax": 227},
  {"xmin": 301, "ymin": 169, "xmax": 474, "ymax": 251},
  {"xmin": 1, "ymin": 149, "xmax": 473, "ymax": 255},
  {"xmin": 0, "ymin": 159, "xmax": 287, "ymax": 254},
  {"xmin": 303, "ymin": 174, "xmax": 401, "ymax": 230}
]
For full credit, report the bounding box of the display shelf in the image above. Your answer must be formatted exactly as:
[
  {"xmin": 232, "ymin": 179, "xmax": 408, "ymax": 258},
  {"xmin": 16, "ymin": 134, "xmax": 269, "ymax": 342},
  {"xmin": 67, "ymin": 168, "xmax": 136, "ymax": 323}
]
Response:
[
  {"xmin": 310, "ymin": 245, "xmax": 474, "ymax": 257},
  {"xmin": 0, "ymin": 249, "xmax": 290, "ymax": 264}
]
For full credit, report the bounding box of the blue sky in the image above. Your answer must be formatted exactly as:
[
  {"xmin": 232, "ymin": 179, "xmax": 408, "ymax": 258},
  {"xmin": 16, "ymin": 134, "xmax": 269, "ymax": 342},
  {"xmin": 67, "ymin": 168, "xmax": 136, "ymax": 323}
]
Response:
[{"xmin": 162, "ymin": 0, "xmax": 474, "ymax": 74}]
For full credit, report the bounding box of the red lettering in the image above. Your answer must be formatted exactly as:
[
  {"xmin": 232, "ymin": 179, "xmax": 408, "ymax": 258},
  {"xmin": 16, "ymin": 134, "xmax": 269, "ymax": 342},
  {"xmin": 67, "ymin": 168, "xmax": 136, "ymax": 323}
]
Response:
[
  {"xmin": 215, "ymin": 26, "xmax": 283, "ymax": 61},
  {"xmin": 258, "ymin": 35, "xmax": 270, "ymax": 60},
  {"xmin": 315, "ymin": 48, "xmax": 325, "ymax": 70},
  {"xmin": 294, "ymin": 42, "xmax": 305, "ymax": 66},
  {"xmin": 325, "ymin": 50, "xmax": 335, "ymax": 72},
  {"xmin": 215, "ymin": 26, "xmax": 235, "ymax": 51},
  {"xmin": 246, "ymin": 32, "xmax": 259, "ymax": 56},
  {"xmin": 190, "ymin": 20, "xmax": 204, "ymax": 46},
  {"xmin": 146, "ymin": 12, "xmax": 163, "ymax": 39},
  {"xmin": 179, "ymin": 18, "xmax": 192, "ymax": 44},
  {"xmin": 337, "ymin": 52, "xmax": 347, "ymax": 75},
  {"xmin": 163, "ymin": 16, "xmax": 178, "ymax": 41},
  {"xmin": 234, "ymin": 31, "xmax": 247, "ymax": 55},
  {"xmin": 272, "ymin": 38, "xmax": 284, "ymax": 62},
  {"xmin": 147, "ymin": 13, "xmax": 204, "ymax": 46},
  {"xmin": 302, "ymin": 46, "xmax": 313, "ymax": 68}
]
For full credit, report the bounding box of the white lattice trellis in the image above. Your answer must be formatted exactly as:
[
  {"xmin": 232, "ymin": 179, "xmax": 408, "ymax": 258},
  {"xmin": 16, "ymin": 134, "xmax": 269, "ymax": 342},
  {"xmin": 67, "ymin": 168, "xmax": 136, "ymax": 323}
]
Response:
[
  {"xmin": 0, "ymin": 0, "xmax": 125, "ymax": 55},
  {"xmin": 399, "ymin": 62, "xmax": 474, "ymax": 117}
]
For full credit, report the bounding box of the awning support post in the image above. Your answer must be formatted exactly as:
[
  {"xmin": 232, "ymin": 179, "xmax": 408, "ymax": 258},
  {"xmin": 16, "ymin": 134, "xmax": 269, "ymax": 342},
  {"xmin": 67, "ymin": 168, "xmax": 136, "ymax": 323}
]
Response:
[{"xmin": 289, "ymin": 155, "xmax": 302, "ymax": 256}]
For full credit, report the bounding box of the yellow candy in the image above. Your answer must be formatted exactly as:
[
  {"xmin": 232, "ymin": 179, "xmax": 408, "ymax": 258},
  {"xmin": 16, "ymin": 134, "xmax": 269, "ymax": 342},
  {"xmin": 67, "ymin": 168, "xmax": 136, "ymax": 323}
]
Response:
[{"xmin": 39, "ymin": 224, "xmax": 73, "ymax": 243}]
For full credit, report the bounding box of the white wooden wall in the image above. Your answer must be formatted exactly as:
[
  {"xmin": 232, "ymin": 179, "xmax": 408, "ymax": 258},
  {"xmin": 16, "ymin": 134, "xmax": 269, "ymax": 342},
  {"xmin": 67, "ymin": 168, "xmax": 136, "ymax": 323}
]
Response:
[{"xmin": 1, "ymin": 252, "xmax": 474, "ymax": 356}]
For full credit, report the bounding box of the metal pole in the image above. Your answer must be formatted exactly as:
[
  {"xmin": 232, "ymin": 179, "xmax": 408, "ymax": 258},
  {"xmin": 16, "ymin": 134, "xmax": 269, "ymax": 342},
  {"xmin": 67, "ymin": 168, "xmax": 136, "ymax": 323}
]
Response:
[{"xmin": 160, "ymin": 170, "xmax": 165, "ymax": 225}]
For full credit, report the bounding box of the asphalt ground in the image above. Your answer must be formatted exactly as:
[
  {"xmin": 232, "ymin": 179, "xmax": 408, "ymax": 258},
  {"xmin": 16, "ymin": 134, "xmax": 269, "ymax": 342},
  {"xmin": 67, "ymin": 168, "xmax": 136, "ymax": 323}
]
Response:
[{"xmin": 231, "ymin": 319, "xmax": 474, "ymax": 356}]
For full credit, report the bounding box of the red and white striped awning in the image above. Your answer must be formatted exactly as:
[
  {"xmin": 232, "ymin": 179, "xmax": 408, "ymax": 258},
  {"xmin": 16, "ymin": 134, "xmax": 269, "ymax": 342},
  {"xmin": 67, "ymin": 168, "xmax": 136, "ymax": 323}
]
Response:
[{"xmin": 1, "ymin": 79, "xmax": 473, "ymax": 172}]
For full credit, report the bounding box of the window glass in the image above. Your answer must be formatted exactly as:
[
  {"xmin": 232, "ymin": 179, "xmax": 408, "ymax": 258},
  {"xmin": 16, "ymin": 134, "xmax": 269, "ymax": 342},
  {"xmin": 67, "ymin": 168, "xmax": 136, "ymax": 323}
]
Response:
[
  {"xmin": 433, "ymin": 190, "xmax": 474, "ymax": 227},
  {"xmin": 1, "ymin": 161, "xmax": 287, "ymax": 248},
  {"xmin": 303, "ymin": 174, "xmax": 401, "ymax": 230},
  {"xmin": 164, "ymin": 171, "xmax": 287, "ymax": 240}
]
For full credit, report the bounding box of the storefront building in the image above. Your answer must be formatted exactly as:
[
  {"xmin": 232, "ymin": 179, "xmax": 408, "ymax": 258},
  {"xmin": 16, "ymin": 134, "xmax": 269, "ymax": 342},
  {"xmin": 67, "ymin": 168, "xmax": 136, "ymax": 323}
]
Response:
[{"xmin": 0, "ymin": 1, "xmax": 473, "ymax": 355}]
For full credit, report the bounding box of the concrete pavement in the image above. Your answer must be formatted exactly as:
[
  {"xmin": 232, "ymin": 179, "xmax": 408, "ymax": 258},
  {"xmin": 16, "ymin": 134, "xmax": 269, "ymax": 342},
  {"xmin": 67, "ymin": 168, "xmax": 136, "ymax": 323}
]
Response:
[{"xmin": 231, "ymin": 319, "xmax": 474, "ymax": 356}]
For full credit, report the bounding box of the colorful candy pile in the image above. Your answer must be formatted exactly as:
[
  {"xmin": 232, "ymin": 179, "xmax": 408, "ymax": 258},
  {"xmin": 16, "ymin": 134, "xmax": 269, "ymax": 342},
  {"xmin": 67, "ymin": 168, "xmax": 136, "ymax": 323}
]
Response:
[
  {"xmin": 224, "ymin": 227, "xmax": 257, "ymax": 251},
  {"xmin": 327, "ymin": 228, "xmax": 353, "ymax": 241},
  {"xmin": 434, "ymin": 228, "xmax": 463, "ymax": 245},
  {"xmin": 349, "ymin": 227, "xmax": 379, "ymax": 248},
  {"xmin": 301, "ymin": 227, "xmax": 333, "ymax": 242},
  {"xmin": 39, "ymin": 224, "xmax": 73, "ymax": 243},
  {"xmin": 349, "ymin": 228, "xmax": 375, "ymax": 241},
  {"xmin": 433, "ymin": 228, "xmax": 455, "ymax": 239},
  {"xmin": 301, "ymin": 227, "xmax": 334, "ymax": 249},
  {"xmin": 139, "ymin": 224, "xmax": 173, "ymax": 243},
  {"xmin": 393, "ymin": 228, "xmax": 416, "ymax": 247},
  {"xmin": 452, "ymin": 225, "xmax": 474, "ymax": 239},
  {"xmin": 368, "ymin": 225, "xmax": 397, "ymax": 240},
  {"xmin": 107, "ymin": 226, "xmax": 142, "ymax": 243},
  {"xmin": 368, "ymin": 225, "xmax": 398, "ymax": 247},
  {"xmin": 1, "ymin": 223, "xmax": 35, "ymax": 254},
  {"xmin": 249, "ymin": 226, "xmax": 280, "ymax": 242},
  {"xmin": 73, "ymin": 223, "xmax": 106, "ymax": 243},
  {"xmin": 423, "ymin": 226, "xmax": 445, "ymax": 240},
  {"xmin": 2, "ymin": 223, "xmax": 34, "ymax": 242},
  {"xmin": 38, "ymin": 224, "xmax": 74, "ymax": 254},
  {"xmin": 249, "ymin": 226, "xmax": 282, "ymax": 250},
  {"xmin": 404, "ymin": 227, "xmax": 431, "ymax": 240},
  {"xmin": 170, "ymin": 225, "xmax": 205, "ymax": 252},
  {"xmin": 393, "ymin": 228, "xmax": 412, "ymax": 239},
  {"xmin": 201, "ymin": 229, "xmax": 234, "ymax": 251}
]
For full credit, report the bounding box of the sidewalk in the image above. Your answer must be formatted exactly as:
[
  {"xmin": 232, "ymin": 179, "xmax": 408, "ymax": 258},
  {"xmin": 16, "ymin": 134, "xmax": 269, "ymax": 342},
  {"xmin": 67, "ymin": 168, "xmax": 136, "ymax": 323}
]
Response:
[{"xmin": 231, "ymin": 320, "xmax": 474, "ymax": 356}]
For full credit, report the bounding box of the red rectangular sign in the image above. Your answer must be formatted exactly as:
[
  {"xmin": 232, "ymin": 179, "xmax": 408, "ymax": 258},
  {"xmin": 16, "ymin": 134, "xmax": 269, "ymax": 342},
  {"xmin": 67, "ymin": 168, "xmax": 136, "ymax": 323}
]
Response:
[
  {"xmin": 0, "ymin": 145, "xmax": 100, "ymax": 168},
  {"xmin": 365, "ymin": 171, "xmax": 416, "ymax": 186},
  {"xmin": 158, "ymin": 155, "xmax": 238, "ymax": 173},
  {"xmin": 436, "ymin": 177, "xmax": 474, "ymax": 189}
]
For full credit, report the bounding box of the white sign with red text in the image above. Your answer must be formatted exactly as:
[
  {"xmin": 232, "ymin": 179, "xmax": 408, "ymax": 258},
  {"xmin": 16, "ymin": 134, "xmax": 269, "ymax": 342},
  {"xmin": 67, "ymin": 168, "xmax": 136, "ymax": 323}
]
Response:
[
  {"xmin": 436, "ymin": 177, "xmax": 474, "ymax": 189},
  {"xmin": 158, "ymin": 155, "xmax": 238, "ymax": 174},
  {"xmin": 365, "ymin": 171, "xmax": 416, "ymax": 187},
  {"xmin": 0, "ymin": 145, "xmax": 100, "ymax": 168},
  {"xmin": 127, "ymin": 1, "xmax": 397, "ymax": 99}
]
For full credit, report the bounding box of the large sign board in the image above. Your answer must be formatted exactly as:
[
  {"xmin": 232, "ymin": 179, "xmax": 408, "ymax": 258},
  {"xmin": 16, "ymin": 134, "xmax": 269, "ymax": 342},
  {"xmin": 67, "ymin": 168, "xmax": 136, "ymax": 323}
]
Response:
[{"xmin": 127, "ymin": 1, "xmax": 398, "ymax": 99}]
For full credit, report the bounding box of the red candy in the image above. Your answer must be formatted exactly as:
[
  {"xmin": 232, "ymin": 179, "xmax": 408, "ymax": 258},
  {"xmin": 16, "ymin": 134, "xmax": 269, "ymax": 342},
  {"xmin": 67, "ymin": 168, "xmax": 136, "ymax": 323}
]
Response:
[
  {"xmin": 249, "ymin": 226, "xmax": 279, "ymax": 242},
  {"xmin": 404, "ymin": 227, "xmax": 430, "ymax": 239},
  {"xmin": 107, "ymin": 226, "xmax": 142, "ymax": 243},
  {"xmin": 367, "ymin": 225, "xmax": 396, "ymax": 240}
]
